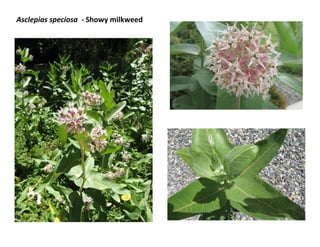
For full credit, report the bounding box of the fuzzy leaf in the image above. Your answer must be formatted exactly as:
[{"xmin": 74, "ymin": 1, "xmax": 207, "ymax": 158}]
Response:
[
  {"xmin": 170, "ymin": 43, "xmax": 200, "ymax": 55},
  {"xmin": 170, "ymin": 76, "xmax": 197, "ymax": 92},
  {"xmin": 195, "ymin": 22, "xmax": 227, "ymax": 48},
  {"xmin": 168, "ymin": 178, "xmax": 227, "ymax": 220},
  {"xmin": 105, "ymin": 101, "xmax": 126, "ymax": 122},
  {"xmin": 195, "ymin": 68, "xmax": 217, "ymax": 96},
  {"xmin": 226, "ymin": 175, "xmax": 305, "ymax": 220},
  {"xmin": 176, "ymin": 148, "xmax": 226, "ymax": 181},
  {"xmin": 192, "ymin": 128, "xmax": 233, "ymax": 162},
  {"xmin": 278, "ymin": 73, "xmax": 302, "ymax": 95},
  {"xmin": 216, "ymin": 87, "xmax": 264, "ymax": 109},
  {"xmin": 170, "ymin": 21, "xmax": 191, "ymax": 34},
  {"xmin": 226, "ymin": 144, "xmax": 259, "ymax": 178},
  {"xmin": 239, "ymin": 129, "xmax": 287, "ymax": 176}
]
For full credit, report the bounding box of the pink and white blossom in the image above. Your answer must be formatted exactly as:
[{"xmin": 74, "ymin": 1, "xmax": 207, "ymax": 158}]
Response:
[
  {"xmin": 90, "ymin": 125, "xmax": 107, "ymax": 152},
  {"xmin": 207, "ymin": 23, "xmax": 281, "ymax": 99},
  {"xmin": 58, "ymin": 102, "xmax": 86, "ymax": 134},
  {"xmin": 82, "ymin": 91, "xmax": 101, "ymax": 106}
]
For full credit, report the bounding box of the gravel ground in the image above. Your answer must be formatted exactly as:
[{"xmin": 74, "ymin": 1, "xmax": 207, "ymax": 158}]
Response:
[
  {"xmin": 275, "ymin": 80, "xmax": 302, "ymax": 105},
  {"xmin": 167, "ymin": 128, "xmax": 305, "ymax": 220}
]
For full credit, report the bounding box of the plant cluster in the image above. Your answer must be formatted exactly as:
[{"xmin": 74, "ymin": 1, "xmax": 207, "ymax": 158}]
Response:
[{"xmin": 15, "ymin": 40, "xmax": 152, "ymax": 222}]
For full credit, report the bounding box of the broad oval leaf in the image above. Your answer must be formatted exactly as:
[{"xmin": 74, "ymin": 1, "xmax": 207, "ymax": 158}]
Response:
[
  {"xmin": 226, "ymin": 144, "xmax": 259, "ymax": 178},
  {"xmin": 56, "ymin": 146, "xmax": 81, "ymax": 174},
  {"xmin": 172, "ymin": 94, "xmax": 196, "ymax": 109},
  {"xmin": 86, "ymin": 110, "xmax": 103, "ymax": 124},
  {"xmin": 176, "ymin": 148, "xmax": 226, "ymax": 181},
  {"xmin": 278, "ymin": 50, "xmax": 302, "ymax": 65},
  {"xmin": 192, "ymin": 129, "xmax": 233, "ymax": 159},
  {"xmin": 274, "ymin": 22, "xmax": 300, "ymax": 56},
  {"xmin": 216, "ymin": 87, "xmax": 264, "ymax": 109},
  {"xmin": 170, "ymin": 21, "xmax": 191, "ymax": 34},
  {"xmin": 170, "ymin": 76, "xmax": 197, "ymax": 92},
  {"xmin": 195, "ymin": 68, "xmax": 217, "ymax": 96},
  {"xmin": 168, "ymin": 178, "xmax": 227, "ymax": 220},
  {"xmin": 170, "ymin": 43, "xmax": 200, "ymax": 55},
  {"xmin": 226, "ymin": 175, "xmax": 305, "ymax": 220},
  {"xmin": 195, "ymin": 22, "xmax": 227, "ymax": 48},
  {"xmin": 239, "ymin": 129, "xmax": 287, "ymax": 176},
  {"xmin": 278, "ymin": 73, "xmax": 302, "ymax": 95},
  {"xmin": 105, "ymin": 101, "xmax": 126, "ymax": 122}
]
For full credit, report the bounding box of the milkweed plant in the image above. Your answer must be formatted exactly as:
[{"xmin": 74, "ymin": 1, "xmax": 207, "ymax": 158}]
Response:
[
  {"xmin": 168, "ymin": 129, "xmax": 305, "ymax": 220},
  {"xmin": 170, "ymin": 21, "xmax": 303, "ymax": 109},
  {"xmin": 15, "ymin": 43, "xmax": 153, "ymax": 222}
]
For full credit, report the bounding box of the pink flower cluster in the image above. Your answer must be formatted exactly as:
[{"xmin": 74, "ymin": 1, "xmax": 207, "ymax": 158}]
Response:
[
  {"xmin": 89, "ymin": 125, "xmax": 107, "ymax": 152},
  {"xmin": 58, "ymin": 103, "xmax": 86, "ymax": 134},
  {"xmin": 15, "ymin": 63, "xmax": 26, "ymax": 73},
  {"xmin": 82, "ymin": 91, "xmax": 101, "ymax": 106},
  {"xmin": 207, "ymin": 23, "xmax": 281, "ymax": 98}
]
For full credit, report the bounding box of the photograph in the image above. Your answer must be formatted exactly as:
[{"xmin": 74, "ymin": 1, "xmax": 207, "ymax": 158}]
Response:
[
  {"xmin": 168, "ymin": 128, "xmax": 305, "ymax": 220},
  {"xmin": 170, "ymin": 22, "xmax": 303, "ymax": 109},
  {"xmin": 14, "ymin": 38, "xmax": 153, "ymax": 222}
]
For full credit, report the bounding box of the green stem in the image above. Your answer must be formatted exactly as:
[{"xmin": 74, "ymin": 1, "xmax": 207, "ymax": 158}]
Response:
[
  {"xmin": 77, "ymin": 136, "xmax": 86, "ymax": 196},
  {"xmin": 200, "ymin": 39, "xmax": 205, "ymax": 68},
  {"xmin": 238, "ymin": 96, "xmax": 241, "ymax": 109}
]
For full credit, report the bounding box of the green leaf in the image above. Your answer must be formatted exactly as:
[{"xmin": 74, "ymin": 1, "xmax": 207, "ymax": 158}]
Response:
[
  {"xmin": 170, "ymin": 76, "xmax": 197, "ymax": 92},
  {"xmin": 99, "ymin": 80, "xmax": 116, "ymax": 111},
  {"xmin": 278, "ymin": 73, "xmax": 302, "ymax": 95},
  {"xmin": 278, "ymin": 50, "xmax": 302, "ymax": 65},
  {"xmin": 192, "ymin": 129, "xmax": 233, "ymax": 159},
  {"xmin": 105, "ymin": 101, "xmax": 126, "ymax": 122},
  {"xmin": 168, "ymin": 178, "xmax": 227, "ymax": 220},
  {"xmin": 62, "ymin": 81, "xmax": 77, "ymax": 100},
  {"xmin": 239, "ymin": 129, "xmax": 287, "ymax": 176},
  {"xmin": 199, "ymin": 201, "xmax": 233, "ymax": 220},
  {"xmin": 84, "ymin": 188, "xmax": 109, "ymax": 215},
  {"xmin": 274, "ymin": 22, "xmax": 300, "ymax": 56},
  {"xmin": 226, "ymin": 175, "xmax": 305, "ymax": 220},
  {"xmin": 102, "ymin": 144, "xmax": 121, "ymax": 155},
  {"xmin": 69, "ymin": 138, "xmax": 80, "ymax": 149},
  {"xmin": 56, "ymin": 146, "xmax": 81, "ymax": 174},
  {"xmin": 86, "ymin": 110, "xmax": 103, "ymax": 124},
  {"xmin": 226, "ymin": 144, "xmax": 259, "ymax": 178},
  {"xmin": 176, "ymin": 148, "xmax": 225, "ymax": 181},
  {"xmin": 195, "ymin": 68, "xmax": 217, "ymax": 96},
  {"xmin": 58, "ymin": 125, "xmax": 68, "ymax": 144},
  {"xmin": 216, "ymin": 87, "xmax": 264, "ymax": 109},
  {"xmin": 170, "ymin": 43, "xmax": 200, "ymax": 55},
  {"xmin": 192, "ymin": 129, "xmax": 232, "ymax": 175},
  {"xmin": 189, "ymin": 80, "xmax": 215, "ymax": 108},
  {"xmin": 170, "ymin": 21, "xmax": 191, "ymax": 34},
  {"xmin": 193, "ymin": 56, "xmax": 210, "ymax": 70},
  {"xmin": 195, "ymin": 22, "xmax": 227, "ymax": 48},
  {"xmin": 69, "ymin": 191, "xmax": 83, "ymax": 222},
  {"xmin": 172, "ymin": 94, "xmax": 196, "ymax": 109}
]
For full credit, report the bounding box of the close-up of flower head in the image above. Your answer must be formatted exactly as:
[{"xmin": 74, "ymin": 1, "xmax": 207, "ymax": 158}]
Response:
[
  {"xmin": 57, "ymin": 102, "xmax": 86, "ymax": 134},
  {"xmin": 207, "ymin": 23, "xmax": 281, "ymax": 99}
]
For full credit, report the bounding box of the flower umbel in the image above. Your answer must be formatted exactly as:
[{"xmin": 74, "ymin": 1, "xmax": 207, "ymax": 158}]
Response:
[
  {"xmin": 15, "ymin": 63, "xmax": 26, "ymax": 73},
  {"xmin": 58, "ymin": 102, "xmax": 86, "ymax": 134},
  {"xmin": 207, "ymin": 23, "xmax": 281, "ymax": 98},
  {"xmin": 82, "ymin": 91, "xmax": 101, "ymax": 106},
  {"xmin": 89, "ymin": 125, "xmax": 107, "ymax": 152}
]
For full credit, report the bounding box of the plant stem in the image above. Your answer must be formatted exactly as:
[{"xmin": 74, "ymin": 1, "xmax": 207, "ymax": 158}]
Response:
[
  {"xmin": 238, "ymin": 96, "xmax": 241, "ymax": 109},
  {"xmin": 78, "ymin": 139, "xmax": 86, "ymax": 196}
]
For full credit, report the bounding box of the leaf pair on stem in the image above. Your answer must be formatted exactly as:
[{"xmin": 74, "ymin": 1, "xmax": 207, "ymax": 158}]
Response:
[{"xmin": 168, "ymin": 129, "xmax": 305, "ymax": 220}]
